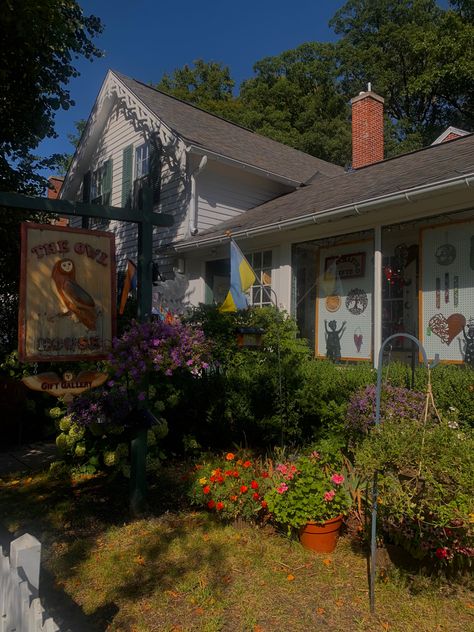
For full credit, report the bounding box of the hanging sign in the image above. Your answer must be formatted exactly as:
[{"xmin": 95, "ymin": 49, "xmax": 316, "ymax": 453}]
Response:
[
  {"xmin": 22, "ymin": 370, "xmax": 108, "ymax": 403},
  {"xmin": 19, "ymin": 223, "xmax": 116, "ymax": 362}
]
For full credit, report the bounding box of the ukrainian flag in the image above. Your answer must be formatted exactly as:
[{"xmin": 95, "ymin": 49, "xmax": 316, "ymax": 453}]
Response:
[{"xmin": 219, "ymin": 240, "xmax": 256, "ymax": 312}]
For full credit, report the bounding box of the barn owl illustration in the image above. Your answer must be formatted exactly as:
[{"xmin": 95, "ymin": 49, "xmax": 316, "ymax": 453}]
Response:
[{"xmin": 51, "ymin": 259, "xmax": 97, "ymax": 330}]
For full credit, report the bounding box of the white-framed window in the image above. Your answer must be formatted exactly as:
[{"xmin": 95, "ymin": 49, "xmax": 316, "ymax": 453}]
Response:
[
  {"xmin": 135, "ymin": 143, "xmax": 149, "ymax": 180},
  {"xmin": 91, "ymin": 164, "xmax": 105, "ymax": 202},
  {"xmin": 247, "ymin": 250, "xmax": 273, "ymax": 307}
]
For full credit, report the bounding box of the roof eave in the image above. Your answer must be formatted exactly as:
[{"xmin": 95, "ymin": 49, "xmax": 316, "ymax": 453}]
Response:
[
  {"xmin": 174, "ymin": 172, "xmax": 474, "ymax": 252},
  {"xmin": 185, "ymin": 144, "xmax": 304, "ymax": 187}
]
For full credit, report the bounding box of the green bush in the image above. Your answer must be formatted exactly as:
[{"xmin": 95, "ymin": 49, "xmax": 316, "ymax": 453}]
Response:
[{"xmin": 355, "ymin": 418, "xmax": 474, "ymax": 566}]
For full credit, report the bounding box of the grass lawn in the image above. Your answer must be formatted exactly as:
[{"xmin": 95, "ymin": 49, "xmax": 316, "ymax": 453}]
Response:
[{"xmin": 0, "ymin": 466, "xmax": 472, "ymax": 632}]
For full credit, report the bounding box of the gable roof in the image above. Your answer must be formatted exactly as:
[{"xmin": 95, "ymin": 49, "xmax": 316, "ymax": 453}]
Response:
[
  {"xmin": 113, "ymin": 71, "xmax": 343, "ymax": 184},
  {"xmin": 176, "ymin": 133, "xmax": 474, "ymax": 249}
]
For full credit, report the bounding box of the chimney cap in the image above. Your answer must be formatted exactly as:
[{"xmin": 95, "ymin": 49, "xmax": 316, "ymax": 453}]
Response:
[{"xmin": 351, "ymin": 90, "xmax": 384, "ymax": 106}]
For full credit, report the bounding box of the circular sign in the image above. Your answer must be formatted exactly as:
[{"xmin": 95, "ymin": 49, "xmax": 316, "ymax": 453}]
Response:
[
  {"xmin": 435, "ymin": 243, "xmax": 456, "ymax": 266},
  {"xmin": 325, "ymin": 295, "xmax": 341, "ymax": 312},
  {"xmin": 345, "ymin": 288, "xmax": 368, "ymax": 315}
]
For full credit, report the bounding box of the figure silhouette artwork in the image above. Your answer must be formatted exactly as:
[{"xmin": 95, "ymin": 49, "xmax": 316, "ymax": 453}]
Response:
[
  {"xmin": 463, "ymin": 318, "xmax": 474, "ymax": 368},
  {"xmin": 325, "ymin": 319, "xmax": 346, "ymax": 362}
]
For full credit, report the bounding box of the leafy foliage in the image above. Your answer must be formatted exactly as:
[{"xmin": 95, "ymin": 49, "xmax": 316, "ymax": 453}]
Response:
[
  {"xmin": 265, "ymin": 439, "xmax": 352, "ymax": 530},
  {"xmin": 355, "ymin": 418, "xmax": 474, "ymax": 565}
]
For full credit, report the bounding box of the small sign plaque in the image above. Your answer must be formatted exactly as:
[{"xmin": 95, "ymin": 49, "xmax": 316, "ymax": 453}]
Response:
[
  {"xmin": 19, "ymin": 223, "xmax": 116, "ymax": 362},
  {"xmin": 22, "ymin": 371, "xmax": 108, "ymax": 402}
]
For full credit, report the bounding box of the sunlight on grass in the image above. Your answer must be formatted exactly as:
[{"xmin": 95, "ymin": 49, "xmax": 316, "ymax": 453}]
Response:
[{"xmin": 1, "ymin": 469, "xmax": 473, "ymax": 631}]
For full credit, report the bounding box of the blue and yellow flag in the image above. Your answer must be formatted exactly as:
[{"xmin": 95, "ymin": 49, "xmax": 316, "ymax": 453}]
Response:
[{"xmin": 219, "ymin": 240, "xmax": 256, "ymax": 312}]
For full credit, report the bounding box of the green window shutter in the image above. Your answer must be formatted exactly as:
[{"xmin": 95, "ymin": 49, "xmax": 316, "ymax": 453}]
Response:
[
  {"xmin": 102, "ymin": 158, "xmax": 113, "ymax": 205},
  {"xmin": 122, "ymin": 145, "xmax": 133, "ymax": 207},
  {"xmin": 148, "ymin": 133, "xmax": 161, "ymax": 204}
]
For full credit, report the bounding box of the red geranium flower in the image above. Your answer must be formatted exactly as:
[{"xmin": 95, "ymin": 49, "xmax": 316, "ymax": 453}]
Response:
[
  {"xmin": 226, "ymin": 452, "xmax": 235, "ymax": 461},
  {"xmin": 240, "ymin": 485, "xmax": 248, "ymax": 494},
  {"xmin": 216, "ymin": 501, "xmax": 224, "ymax": 511},
  {"xmin": 261, "ymin": 500, "xmax": 268, "ymax": 509},
  {"xmin": 225, "ymin": 470, "xmax": 233, "ymax": 477},
  {"xmin": 232, "ymin": 470, "xmax": 239, "ymax": 477},
  {"xmin": 207, "ymin": 500, "xmax": 215, "ymax": 509},
  {"xmin": 243, "ymin": 460, "xmax": 252, "ymax": 468},
  {"xmin": 252, "ymin": 492, "xmax": 259, "ymax": 500},
  {"xmin": 230, "ymin": 495, "xmax": 238, "ymax": 502},
  {"xmin": 251, "ymin": 480, "xmax": 259, "ymax": 490},
  {"xmin": 261, "ymin": 472, "xmax": 269, "ymax": 478},
  {"xmin": 203, "ymin": 485, "xmax": 211, "ymax": 495},
  {"xmin": 435, "ymin": 547, "xmax": 448, "ymax": 559}
]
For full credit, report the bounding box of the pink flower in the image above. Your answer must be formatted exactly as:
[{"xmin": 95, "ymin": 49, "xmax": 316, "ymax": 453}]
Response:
[
  {"xmin": 310, "ymin": 451, "xmax": 320, "ymax": 459},
  {"xmin": 331, "ymin": 474, "xmax": 344, "ymax": 485},
  {"xmin": 324, "ymin": 490, "xmax": 336, "ymax": 502},
  {"xmin": 276, "ymin": 483, "xmax": 288, "ymax": 494}
]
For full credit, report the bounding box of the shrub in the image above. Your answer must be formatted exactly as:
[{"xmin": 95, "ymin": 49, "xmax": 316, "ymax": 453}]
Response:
[{"xmin": 355, "ymin": 419, "xmax": 474, "ymax": 566}]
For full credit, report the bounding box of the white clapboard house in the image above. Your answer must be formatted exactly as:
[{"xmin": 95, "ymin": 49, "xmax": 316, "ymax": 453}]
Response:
[{"xmin": 60, "ymin": 70, "xmax": 474, "ymax": 366}]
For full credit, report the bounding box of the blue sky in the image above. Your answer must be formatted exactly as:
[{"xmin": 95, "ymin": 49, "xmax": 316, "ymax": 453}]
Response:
[{"xmin": 40, "ymin": 0, "xmax": 344, "ymax": 169}]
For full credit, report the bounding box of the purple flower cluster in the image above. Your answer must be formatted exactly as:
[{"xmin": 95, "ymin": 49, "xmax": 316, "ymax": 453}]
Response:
[
  {"xmin": 346, "ymin": 384, "xmax": 426, "ymax": 435},
  {"xmin": 109, "ymin": 318, "xmax": 211, "ymax": 382},
  {"xmin": 68, "ymin": 386, "xmax": 132, "ymax": 428}
]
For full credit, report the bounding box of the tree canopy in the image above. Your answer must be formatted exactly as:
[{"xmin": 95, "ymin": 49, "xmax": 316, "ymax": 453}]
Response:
[
  {"xmin": 0, "ymin": 1, "xmax": 103, "ymax": 354},
  {"xmin": 157, "ymin": 1, "xmax": 473, "ymax": 164},
  {"xmin": 0, "ymin": 0, "xmax": 103, "ymax": 195}
]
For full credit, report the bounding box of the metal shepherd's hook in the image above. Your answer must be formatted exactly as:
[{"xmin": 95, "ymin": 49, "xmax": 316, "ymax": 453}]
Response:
[{"xmin": 370, "ymin": 333, "xmax": 439, "ymax": 614}]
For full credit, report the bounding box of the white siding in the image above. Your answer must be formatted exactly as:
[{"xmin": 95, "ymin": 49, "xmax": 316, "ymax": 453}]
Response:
[
  {"xmin": 197, "ymin": 161, "xmax": 292, "ymax": 232},
  {"xmin": 68, "ymin": 100, "xmax": 188, "ymax": 275}
]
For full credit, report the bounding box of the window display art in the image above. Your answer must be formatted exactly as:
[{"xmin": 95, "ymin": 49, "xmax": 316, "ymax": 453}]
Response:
[
  {"xmin": 316, "ymin": 240, "xmax": 373, "ymax": 361},
  {"xmin": 420, "ymin": 219, "xmax": 474, "ymax": 363}
]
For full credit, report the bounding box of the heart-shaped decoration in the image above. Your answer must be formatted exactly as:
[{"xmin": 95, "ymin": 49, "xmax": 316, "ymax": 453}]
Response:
[
  {"xmin": 354, "ymin": 334, "xmax": 363, "ymax": 352},
  {"xmin": 428, "ymin": 313, "xmax": 466, "ymax": 345}
]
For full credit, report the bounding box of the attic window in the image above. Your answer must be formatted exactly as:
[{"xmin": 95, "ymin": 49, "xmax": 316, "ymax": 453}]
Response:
[{"xmin": 135, "ymin": 143, "xmax": 149, "ymax": 180}]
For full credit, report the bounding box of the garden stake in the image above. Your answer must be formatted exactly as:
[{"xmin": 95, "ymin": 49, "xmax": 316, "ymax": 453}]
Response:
[{"xmin": 370, "ymin": 333, "xmax": 439, "ymax": 614}]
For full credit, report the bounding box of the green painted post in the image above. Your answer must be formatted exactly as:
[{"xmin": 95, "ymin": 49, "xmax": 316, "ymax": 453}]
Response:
[
  {"xmin": 0, "ymin": 189, "xmax": 173, "ymax": 515},
  {"xmin": 130, "ymin": 186, "xmax": 154, "ymax": 514}
]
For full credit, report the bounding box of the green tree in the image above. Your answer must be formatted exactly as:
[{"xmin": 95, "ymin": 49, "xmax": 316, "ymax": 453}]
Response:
[
  {"xmin": 0, "ymin": 1, "xmax": 103, "ymax": 354},
  {"xmin": 238, "ymin": 43, "xmax": 352, "ymax": 166},
  {"xmin": 55, "ymin": 119, "xmax": 88, "ymax": 175},
  {"xmin": 331, "ymin": 0, "xmax": 474, "ymax": 154}
]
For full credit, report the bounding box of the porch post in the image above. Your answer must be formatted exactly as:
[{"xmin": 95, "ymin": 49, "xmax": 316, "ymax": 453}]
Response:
[{"xmin": 373, "ymin": 225, "xmax": 383, "ymax": 368}]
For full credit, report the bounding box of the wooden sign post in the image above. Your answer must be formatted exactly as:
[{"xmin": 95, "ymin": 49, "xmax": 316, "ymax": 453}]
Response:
[{"xmin": 1, "ymin": 188, "xmax": 173, "ymax": 514}]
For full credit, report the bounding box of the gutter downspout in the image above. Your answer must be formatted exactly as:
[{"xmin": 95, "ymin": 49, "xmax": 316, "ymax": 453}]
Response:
[{"xmin": 188, "ymin": 154, "xmax": 208, "ymax": 236}]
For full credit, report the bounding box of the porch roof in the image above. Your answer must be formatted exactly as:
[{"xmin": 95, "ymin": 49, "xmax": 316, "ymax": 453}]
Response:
[{"xmin": 176, "ymin": 133, "xmax": 474, "ymax": 250}]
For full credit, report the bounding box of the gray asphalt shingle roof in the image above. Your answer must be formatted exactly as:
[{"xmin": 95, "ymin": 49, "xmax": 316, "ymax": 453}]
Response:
[
  {"xmin": 180, "ymin": 133, "xmax": 474, "ymax": 243},
  {"xmin": 114, "ymin": 71, "xmax": 343, "ymax": 183}
]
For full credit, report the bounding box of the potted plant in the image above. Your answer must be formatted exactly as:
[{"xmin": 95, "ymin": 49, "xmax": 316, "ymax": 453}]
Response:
[{"xmin": 265, "ymin": 442, "xmax": 352, "ymax": 553}]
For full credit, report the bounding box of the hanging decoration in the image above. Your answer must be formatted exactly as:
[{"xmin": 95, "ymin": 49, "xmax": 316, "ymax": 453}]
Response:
[
  {"xmin": 428, "ymin": 313, "xmax": 466, "ymax": 346},
  {"xmin": 444, "ymin": 273, "xmax": 450, "ymax": 304},
  {"xmin": 436, "ymin": 277, "xmax": 441, "ymax": 309},
  {"xmin": 345, "ymin": 288, "xmax": 368, "ymax": 315},
  {"xmin": 435, "ymin": 243, "xmax": 456, "ymax": 266},
  {"xmin": 454, "ymin": 276, "xmax": 459, "ymax": 307},
  {"xmin": 354, "ymin": 327, "xmax": 363, "ymax": 353},
  {"xmin": 325, "ymin": 294, "xmax": 341, "ymax": 312}
]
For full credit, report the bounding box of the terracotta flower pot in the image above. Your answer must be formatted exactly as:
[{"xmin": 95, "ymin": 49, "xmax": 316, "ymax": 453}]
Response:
[{"xmin": 299, "ymin": 515, "xmax": 343, "ymax": 553}]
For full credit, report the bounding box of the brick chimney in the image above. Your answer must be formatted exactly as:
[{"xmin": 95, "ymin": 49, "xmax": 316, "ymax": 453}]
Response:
[
  {"xmin": 351, "ymin": 86, "xmax": 384, "ymax": 169},
  {"xmin": 47, "ymin": 176, "xmax": 68, "ymax": 226},
  {"xmin": 47, "ymin": 176, "xmax": 64, "ymax": 199}
]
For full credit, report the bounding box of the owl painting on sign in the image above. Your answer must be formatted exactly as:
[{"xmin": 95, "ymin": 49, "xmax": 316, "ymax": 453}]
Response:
[{"xmin": 51, "ymin": 259, "xmax": 97, "ymax": 330}]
